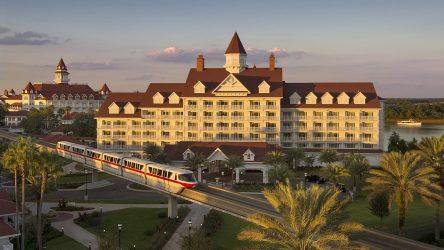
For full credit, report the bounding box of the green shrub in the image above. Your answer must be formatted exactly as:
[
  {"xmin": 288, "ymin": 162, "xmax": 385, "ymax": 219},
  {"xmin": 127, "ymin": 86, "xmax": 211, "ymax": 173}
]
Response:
[
  {"xmin": 157, "ymin": 211, "xmax": 167, "ymax": 218},
  {"xmin": 201, "ymin": 210, "xmax": 223, "ymax": 237}
]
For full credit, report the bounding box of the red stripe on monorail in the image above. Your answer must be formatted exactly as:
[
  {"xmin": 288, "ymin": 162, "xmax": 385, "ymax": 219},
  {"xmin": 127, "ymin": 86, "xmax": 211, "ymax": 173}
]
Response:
[{"xmin": 56, "ymin": 147, "xmax": 196, "ymax": 188}]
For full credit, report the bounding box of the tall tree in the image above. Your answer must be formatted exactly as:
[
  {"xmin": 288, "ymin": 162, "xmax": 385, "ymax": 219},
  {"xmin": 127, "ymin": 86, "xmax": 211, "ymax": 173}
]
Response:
[
  {"xmin": 303, "ymin": 154, "xmax": 315, "ymax": 168},
  {"xmin": 365, "ymin": 151, "xmax": 442, "ymax": 235},
  {"xmin": 319, "ymin": 149, "xmax": 339, "ymax": 165},
  {"xmin": 2, "ymin": 143, "xmax": 20, "ymax": 232},
  {"xmin": 368, "ymin": 192, "xmax": 391, "ymax": 226},
  {"xmin": 323, "ymin": 163, "xmax": 350, "ymax": 186},
  {"xmin": 264, "ymin": 150, "xmax": 286, "ymax": 167},
  {"xmin": 238, "ymin": 181, "xmax": 362, "ymax": 249},
  {"xmin": 224, "ymin": 154, "xmax": 244, "ymax": 169},
  {"xmin": 415, "ymin": 136, "xmax": 444, "ymax": 242},
  {"xmin": 143, "ymin": 143, "xmax": 169, "ymax": 163},
  {"xmin": 267, "ymin": 163, "xmax": 291, "ymax": 183},
  {"xmin": 27, "ymin": 149, "xmax": 63, "ymax": 250},
  {"xmin": 184, "ymin": 152, "xmax": 207, "ymax": 171},
  {"xmin": 344, "ymin": 154, "xmax": 370, "ymax": 192},
  {"xmin": 285, "ymin": 148, "xmax": 305, "ymax": 169}
]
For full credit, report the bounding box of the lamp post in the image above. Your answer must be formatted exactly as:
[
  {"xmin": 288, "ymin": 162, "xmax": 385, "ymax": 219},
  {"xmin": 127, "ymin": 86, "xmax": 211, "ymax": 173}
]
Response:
[
  {"xmin": 61, "ymin": 226, "xmax": 64, "ymax": 235},
  {"xmin": 88, "ymin": 242, "xmax": 91, "ymax": 250},
  {"xmin": 84, "ymin": 169, "xmax": 88, "ymax": 201},
  {"xmin": 188, "ymin": 219, "xmax": 192, "ymax": 250},
  {"xmin": 304, "ymin": 172, "xmax": 308, "ymax": 190},
  {"xmin": 118, "ymin": 224, "xmax": 123, "ymax": 250}
]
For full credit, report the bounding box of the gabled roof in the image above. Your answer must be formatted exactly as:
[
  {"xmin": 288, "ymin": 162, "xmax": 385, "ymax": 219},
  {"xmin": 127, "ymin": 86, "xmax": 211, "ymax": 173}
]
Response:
[
  {"xmin": 99, "ymin": 83, "xmax": 111, "ymax": 93},
  {"xmin": 281, "ymin": 82, "xmax": 381, "ymax": 108},
  {"xmin": 57, "ymin": 58, "xmax": 67, "ymax": 70},
  {"xmin": 96, "ymin": 92, "xmax": 147, "ymax": 118},
  {"xmin": 32, "ymin": 83, "xmax": 98, "ymax": 100},
  {"xmin": 144, "ymin": 83, "xmax": 184, "ymax": 108},
  {"xmin": 24, "ymin": 82, "xmax": 36, "ymax": 92},
  {"xmin": 225, "ymin": 32, "xmax": 247, "ymax": 54}
]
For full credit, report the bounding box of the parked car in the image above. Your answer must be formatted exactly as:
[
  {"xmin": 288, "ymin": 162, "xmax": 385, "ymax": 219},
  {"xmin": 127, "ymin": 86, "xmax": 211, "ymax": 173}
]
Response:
[
  {"xmin": 305, "ymin": 175, "xmax": 327, "ymax": 184},
  {"xmin": 336, "ymin": 183, "xmax": 347, "ymax": 193}
]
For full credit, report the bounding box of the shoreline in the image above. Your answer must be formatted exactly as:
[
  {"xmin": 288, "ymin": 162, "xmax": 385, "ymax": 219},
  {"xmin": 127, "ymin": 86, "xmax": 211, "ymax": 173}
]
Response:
[{"xmin": 385, "ymin": 119, "xmax": 444, "ymax": 125}]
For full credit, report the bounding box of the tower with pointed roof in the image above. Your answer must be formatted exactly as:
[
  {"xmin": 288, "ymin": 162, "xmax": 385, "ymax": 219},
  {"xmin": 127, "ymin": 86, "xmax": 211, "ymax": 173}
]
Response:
[
  {"xmin": 22, "ymin": 82, "xmax": 37, "ymax": 106},
  {"xmin": 54, "ymin": 58, "xmax": 70, "ymax": 84},
  {"xmin": 224, "ymin": 32, "xmax": 248, "ymax": 73}
]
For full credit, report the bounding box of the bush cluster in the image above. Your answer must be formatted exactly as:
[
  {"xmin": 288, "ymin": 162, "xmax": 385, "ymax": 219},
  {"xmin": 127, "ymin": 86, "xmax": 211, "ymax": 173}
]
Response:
[
  {"xmin": 75, "ymin": 211, "xmax": 102, "ymax": 227},
  {"xmin": 201, "ymin": 210, "xmax": 223, "ymax": 237}
]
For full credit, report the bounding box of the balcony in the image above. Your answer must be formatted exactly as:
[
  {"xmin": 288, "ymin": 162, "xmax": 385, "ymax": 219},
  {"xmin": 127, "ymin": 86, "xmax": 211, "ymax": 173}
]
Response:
[
  {"xmin": 282, "ymin": 137, "xmax": 293, "ymax": 142},
  {"xmin": 203, "ymin": 116, "xmax": 213, "ymax": 120},
  {"xmin": 111, "ymin": 134, "xmax": 127, "ymax": 139},
  {"xmin": 231, "ymin": 116, "xmax": 245, "ymax": 120},
  {"xmin": 264, "ymin": 127, "xmax": 277, "ymax": 132},
  {"xmin": 112, "ymin": 125, "xmax": 127, "ymax": 129},
  {"xmin": 203, "ymin": 105, "xmax": 214, "ymax": 109},
  {"xmin": 249, "ymin": 105, "xmax": 261, "ymax": 110},
  {"xmin": 249, "ymin": 116, "xmax": 261, "ymax": 120},
  {"xmin": 265, "ymin": 105, "xmax": 277, "ymax": 109},
  {"xmin": 232, "ymin": 105, "xmax": 244, "ymax": 109},
  {"xmin": 186, "ymin": 116, "xmax": 198, "ymax": 120},
  {"xmin": 188, "ymin": 126, "xmax": 199, "ymax": 131},
  {"xmin": 186, "ymin": 105, "xmax": 197, "ymax": 109},
  {"xmin": 360, "ymin": 116, "xmax": 375, "ymax": 121},
  {"xmin": 141, "ymin": 115, "xmax": 156, "ymax": 119},
  {"xmin": 216, "ymin": 105, "xmax": 229, "ymax": 110},
  {"xmin": 265, "ymin": 116, "xmax": 277, "ymax": 121},
  {"xmin": 344, "ymin": 116, "xmax": 357, "ymax": 120},
  {"xmin": 327, "ymin": 116, "xmax": 340, "ymax": 120},
  {"xmin": 142, "ymin": 125, "xmax": 156, "ymax": 129},
  {"xmin": 360, "ymin": 127, "xmax": 375, "ymax": 131},
  {"xmin": 98, "ymin": 125, "xmax": 112, "ymax": 129}
]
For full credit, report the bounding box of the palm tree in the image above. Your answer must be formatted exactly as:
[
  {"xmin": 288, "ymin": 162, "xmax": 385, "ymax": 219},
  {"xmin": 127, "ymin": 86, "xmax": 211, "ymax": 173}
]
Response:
[
  {"xmin": 28, "ymin": 149, "xmax": 63, "ymax": 250},
  {"xmin": 286, "ymin": 148, "xmax": 305, "ymax": 169},
  {"xmin": 319, "ymin": 149, "xmax": 339, "ymax": 165},
  {"xmin": 344, "ymin": 154, "xmax": 370, "ymax": 192},
  {"xmin": 365, "ymin": 151, "xmax": 442, "ymax": 235},
  {"xmin": 323, "ymin": 163, "xmax": 350, "ymax": 186},
  {"xmin": 264, "ymin": 150, "xmax": 286, "ymax": 167},
  {"xmin": 415, "ymin": 136, "xmax": 444, "ymax": 242},
  {"xmin": 143, "ymin": 143, "xmax": 169, "ymax": 163},
  {"xmin": 238, "ymin": 180, "xmax": 362, "ymax": 249},
  {"xmin": 184, "ymin": 152, "xmax": 207, "ymax": 171},
  {"xmin": 224, "ymin": 155, "xmax": 244, "ymax": 182},
  {"xmin": 2, "ymin": 144, "xmax": 20, "ymax": 232},
  {"xmin": 15, "ymin": 137, "xmax": 36, "ymax": 249},
  {"xmin": 303, "ymin": 154, "xmax": 315, "ymax": 169},
  {"xmin": 267, "ymin": 163, "xmax": 291, "ymax": 183}
]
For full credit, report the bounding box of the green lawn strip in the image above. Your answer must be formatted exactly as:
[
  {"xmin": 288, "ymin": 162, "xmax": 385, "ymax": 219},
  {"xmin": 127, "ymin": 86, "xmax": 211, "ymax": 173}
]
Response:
[
  {"xmin": 347, "ymin": 197, "xmax": 444, "ymax": 239},
  {"xmin": 76, "ymin": 208, "xmax": 175, "ymax": 249},
  {"xmin": 211, "ymin": 211, "xmax": 274, "ymax": 250},
  {"xmin": 57, "ymin": 172, "xmax": 115, "ymax": 184},
  {"xmin": 128, "ymin": 183, "xmax": 152, "ymax": 190},
  {"xmin": 45, "ymin": 234, "xmax": 85, "ymax": 250}
]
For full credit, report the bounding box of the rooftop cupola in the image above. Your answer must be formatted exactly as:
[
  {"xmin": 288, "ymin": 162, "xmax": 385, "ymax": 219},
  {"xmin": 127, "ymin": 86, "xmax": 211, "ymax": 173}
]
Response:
[
  {"xmin": 54, "ymin": 58, "xmax": 70, "ymax": 84},
  {"xmin": 224, "ymin": 32, "xmax": 248, "ymax": 73}
]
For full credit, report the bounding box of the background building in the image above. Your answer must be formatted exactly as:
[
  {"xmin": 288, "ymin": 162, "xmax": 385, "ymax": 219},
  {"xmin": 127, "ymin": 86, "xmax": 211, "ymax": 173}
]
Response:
[{"xmin": 95, "ymin": 33, "xmax": 383, "ymax": 164}]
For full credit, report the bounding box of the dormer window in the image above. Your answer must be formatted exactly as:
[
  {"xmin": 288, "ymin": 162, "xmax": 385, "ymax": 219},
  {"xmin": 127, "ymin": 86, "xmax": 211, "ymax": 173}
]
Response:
[
  {"xmin": 243, "ymin": 149, "xmax": 255, "ymax": 161},
  {"xmin": 153, "ymin": 92, "xmax": 164, "ymax": 104},
  {"xmin": 60, "ymin": 94, "xmax": 65, "ymax": 100},
  {"xmin": 75, "ymin": 94, "xmax": 80, "ymax": 100},
  {"xmin": 194, "ymin": 81, "xmax": 206, "ymax": 94},
  {"xmin": 89, "ymin": 94, "xmax": 94, "ymax": 100},
  {"xmin": 321, "ymin": 92, "xmax": 333, "ymax": 104},
  {"xmin": 82, "ymin": 94, "xmax": 87, "ymax": 100},
  {"xmin": 168, "ymin": 92, "xmax": 180, "ymax": 104},
  {"xmin": 68, "ymin": 94, "xmax": 73, "ymax": 100},
  {"xmin": 289, "ymin": 91, "xmax": 301, "ymax": 105},
  {"xmin": 337, "ymin": 92, "xmax": 350, "ymax": 104},
  {"xmin": 182, "ymin": 149, "xmax": 194, "ymax": 160},
  {"xmin": 305, "ymin": 92, "xmax": 317, "ymax": 104},
  {"xmin": 108, "ymin": 102, "xmax": 120, "ymax": 114},
  {"xmin": 52, "ymin": 94, "xmax": 58, "ymax": 100},
  {"xmin": 258, "ymin": 81, "xmax": 270, "ymax": 94},
  {"xmin": 353, "ymin": 92, "xmax": 366, "ymax": 104},
  {"xmin": 124, "ymin": 102, "xmax": 135, "ymax": 114}
]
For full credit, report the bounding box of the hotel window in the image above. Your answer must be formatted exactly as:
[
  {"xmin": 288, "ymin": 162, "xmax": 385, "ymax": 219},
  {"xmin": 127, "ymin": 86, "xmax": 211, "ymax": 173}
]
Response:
[
  {"xmin": 188, "ymin": 100, "xmax": 197, "ymax": 106},
  {"xmin": 345, "ymin": 143, "xmax": 356, "ymax": 149},
  {"xmin": 161, "ymin": 111, "xmax": 170, "ymax": 116},
  {"xmin": 250, "ymin": 133, "xmax": 259, "ymax": 139},
  {"xmin": 188, "ymin": 111, "xmax": 197, "ymax": 117},
  {"xmin": 266, "ymin": 101, "xmax": 276, "ymax": 108},
  {"xmin": 362, "ymin": 144, "xmax": 374, "ymax": 149},
  {"xmin": 161, "ymin": 121, "xmax": 170, "ymax": 126},
  {"xmin": 217, "ymin": 111, "xmax": 228, "ymax": 117},
  {"xmin": 313, "ymin": 143, "xmax": 323, "ymax": 148},
  {"xmin": 203, "ymin": 101, "xmax": 213, "ymax": 107},
  {"xmin": 204, "ymin": 122, "xmax": 213, "ymax": 128},
  {"xmin": 345, "ymin": 111, "xmax": 355, "ymax": 117},
  {"xmin": 231, "ymin": 100, "xmax": 243, "ymax": 107},
  {"xmin": 249, "ymin": 101, "xmax": 260, "ymax": 109},
  {"xmin": 295, "ymin": 111, "xmax": 306, "ymax": 118},
  {"xmin": 75, "ymin": 94, "xmax": 80, "ymax": 100},
  {"xmin": 82, "ymin": 94, "xmax": 87, "ymax": 100},
  {"xmin": 89, "ymin": 94, "xmax": 94, "ymax": 100},
  {"xmin": 313, "ymin": 111, "xmax": 323, "ymax": 118},
  {"xmin": 328, "ymin": 143, "xmax": 340, "ymax": 149}
]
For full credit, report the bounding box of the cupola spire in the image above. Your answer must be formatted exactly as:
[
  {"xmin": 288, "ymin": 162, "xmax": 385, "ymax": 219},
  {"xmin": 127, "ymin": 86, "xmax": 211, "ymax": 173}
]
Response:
[
  {"xmin": 54, "ymin": 58, "xmax": 70, "ymax": 84},
  {"xmin": 224, "ymin": 32, "xmax": 248, "ymax": 73}
]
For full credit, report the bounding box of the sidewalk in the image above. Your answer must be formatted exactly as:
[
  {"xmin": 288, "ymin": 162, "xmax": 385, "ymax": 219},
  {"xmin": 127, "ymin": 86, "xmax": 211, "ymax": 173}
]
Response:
[
  {"xmin": 62, "ymin": 162, "xmax": 79, "ymax": 174},
  {"xmin": 162, "ymin": 204, "xmax": 211, "ymax": 250}
]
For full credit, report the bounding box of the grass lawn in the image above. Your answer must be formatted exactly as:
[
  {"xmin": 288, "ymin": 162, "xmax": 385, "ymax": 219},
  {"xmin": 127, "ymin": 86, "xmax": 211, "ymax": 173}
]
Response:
[
  {"xmin": 45, "ymin": 235, "xmax": 84, "ymax": 250},
  {"xmin": 347, "ymin": 197, "xmax": 444, "ymax": 240},
  {"xmin": 79, "ymin": 208, "xmax": 172, "ymax": 249},
  {"xmin": 57, "ymin": 172, "xmax": 115, "ymax": 184},
  {"xmin": 211, "ymin": 211, "xmax": 274, "ymax": 250}
]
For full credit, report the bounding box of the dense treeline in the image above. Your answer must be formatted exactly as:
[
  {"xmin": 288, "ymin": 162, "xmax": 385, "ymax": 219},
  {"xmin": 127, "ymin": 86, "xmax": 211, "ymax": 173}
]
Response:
[{"xmin": 385, "ymin": 100, "xmax": 444, "ymax": 120}]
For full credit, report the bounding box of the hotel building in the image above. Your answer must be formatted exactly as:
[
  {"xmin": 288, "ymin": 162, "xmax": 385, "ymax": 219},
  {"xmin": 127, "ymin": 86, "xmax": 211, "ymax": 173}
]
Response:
[{"xmin": 96, "ymin": 33, "xmax": 383, "ymax": 163}]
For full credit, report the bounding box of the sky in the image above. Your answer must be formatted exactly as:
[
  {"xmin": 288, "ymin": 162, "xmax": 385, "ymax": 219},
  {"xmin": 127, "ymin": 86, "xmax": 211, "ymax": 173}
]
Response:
[{"xmin": 1, "ymin": 0, "xmax": 444, "ymax": 98}]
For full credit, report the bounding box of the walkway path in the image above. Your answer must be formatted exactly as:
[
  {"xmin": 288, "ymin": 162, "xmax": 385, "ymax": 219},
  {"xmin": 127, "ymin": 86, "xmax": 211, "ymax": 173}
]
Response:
[
  {"xmin": 61, "ymin": 162, "xmax": 79, "ymax": 174},
  {"xmin": 162, "ymin": 204, "xmax": 211, "ymax": 250}
]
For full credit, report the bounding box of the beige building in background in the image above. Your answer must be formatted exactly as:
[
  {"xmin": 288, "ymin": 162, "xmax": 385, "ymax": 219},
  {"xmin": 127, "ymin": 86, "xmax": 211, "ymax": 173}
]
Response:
[{"xmin": 95, "ymin": 33, "xmax": 384, "ymax": 164}]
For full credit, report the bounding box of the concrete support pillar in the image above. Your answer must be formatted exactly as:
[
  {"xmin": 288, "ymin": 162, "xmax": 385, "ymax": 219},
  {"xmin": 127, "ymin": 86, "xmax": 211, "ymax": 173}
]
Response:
[
  {"xmin": 262, "ymin": 167, "xmax": 269, "ymax": 184},
  {"xmin": 168, "ymin": 196, "xmax": 178, "ymax": 219},
  {"xmin": 91, "ymin": 169, "xmax": 98, "ymax": 183},
  {"xmin": 198, "ymin": 167, "xmax": 202, "ymax": 182},
  {"xmin": 235, "ymin": 168, "xmax": 240, "ymax": 183}
]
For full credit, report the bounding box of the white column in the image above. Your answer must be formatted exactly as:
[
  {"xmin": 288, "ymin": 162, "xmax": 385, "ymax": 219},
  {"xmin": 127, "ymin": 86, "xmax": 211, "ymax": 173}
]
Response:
[
  {"xmin": 198, "ymin": 167, "xmax": 202, "ymax": 182},
  {"xmin": 235, "ymin": 168, "xmax": 240, "ymax": 183},
  {"xmin": 91, "ymin": 169, "xmax": 98, "ymax": 183},
  {"xmin": 168, "ymin": 196, "xmax": 178, "ymax": 218},
  {"xmin": 262, "ymin": 167, "xmax": 269, "ymax": 184}
]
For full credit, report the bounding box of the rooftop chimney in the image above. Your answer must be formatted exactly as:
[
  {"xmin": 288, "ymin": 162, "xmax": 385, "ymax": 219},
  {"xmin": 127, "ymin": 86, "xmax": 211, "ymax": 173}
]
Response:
[
  {"xmin": 197, "ymin": 54, "xmax": 204, "ymax": 72},
  {"xmin": 269, "ymin": 53, "xmax": 275, "ymax": 71}
]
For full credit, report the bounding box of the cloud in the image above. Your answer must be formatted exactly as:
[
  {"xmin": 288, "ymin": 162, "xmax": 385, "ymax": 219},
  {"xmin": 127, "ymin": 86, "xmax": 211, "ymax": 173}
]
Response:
[
  {"xmin": 145, "ymin": 46, "xmax": 306, "ymax": 63},
  {"xmin": 0, "ymin": 26, "xmax": 10, "ymax": 34},
  {"xmin": 126, "ymin": 74, "xmax": 153, "ymax": 81},
  {"xmin": 0, "ymin": 29, "xmax": 57, "ymax": 46},
  {"xmin": 68, "ymin": 61, "xmax": 118, "ymax": 70}
]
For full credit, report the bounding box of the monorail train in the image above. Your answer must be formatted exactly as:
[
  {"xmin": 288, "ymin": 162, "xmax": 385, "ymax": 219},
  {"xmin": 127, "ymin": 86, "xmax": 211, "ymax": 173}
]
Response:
[{"xmin": 56, "ymin": 141, "xmax": 197, "ymax": 193}]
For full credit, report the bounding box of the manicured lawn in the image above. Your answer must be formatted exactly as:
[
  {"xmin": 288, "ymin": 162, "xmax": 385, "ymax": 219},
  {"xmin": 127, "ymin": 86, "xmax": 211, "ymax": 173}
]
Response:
[
  {"xmin": 45, "ymin": 235, "xmax": 84, "ymax": 250},
  {"xmin": 78, "ymin": 208, "xmax": 177, "ymax": 249},
  {"xmin": 57, "ymin": 172, "xmax": 115, "ymax": 184},
  {"xmin": 211, "ymin": 211, "xmax": 274, "ymax": 250},
  {"xmin": 347, "ymin": 197, "xmax": 444, "ymax": 239}
]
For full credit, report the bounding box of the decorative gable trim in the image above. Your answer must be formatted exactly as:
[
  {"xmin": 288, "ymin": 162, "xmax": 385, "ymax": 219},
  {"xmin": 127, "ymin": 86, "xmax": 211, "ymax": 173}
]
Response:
[
  {"xmin": 124, "ymin": 102, "xmax": 135, "ymax": 114},
  {"xmin": 289, "ymin": 91, "xmax": 301, "ymax": 105},
  {"xmin": 243, "ymin": 148, "xmax": 255, "ymax": 161},
  {"xmin": 305, "ymin": 92, "xmax": 317, "ymax": 104},
  {"xmin": 212, "ymin": 74, "xmax": 250, "ymax": 96},
  {"xmin": 337, "ymin": 92, "xmax": 350, "ymax": 104},
  {"xmin": 153, "ymin": 92, "xmax": 164, "ymax": 104},
  {"xmin": 258, "ymin": 80, "xmax": 270, "ymax": 94},
  {"xmin": 168, "ymin": 92, "xmax": 180, "ymax": 104},
  {"xmin": 353, "ymin": 91, "xmax": 366, "ymax": 104},
  {"xmin": 321, "ymin": 92, "xmax": 333, "ymax": 104},
  {"xmin": 193, "ymin": 81, "xmax": 206, "ymax": 94},
  {"xmin": 108, "ymin": 102, "xmax": 120, "ymax": 114},
  {"xmin": 182, "ymin": 148, "xmax": 194, "ymax": 160},
  {"xmin": 207, "ymin": 148, "xmax": 228, "ymax": 161}
]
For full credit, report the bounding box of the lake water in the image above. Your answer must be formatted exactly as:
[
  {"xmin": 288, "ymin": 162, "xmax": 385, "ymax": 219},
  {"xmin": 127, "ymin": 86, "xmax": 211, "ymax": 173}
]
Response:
[{"xmin": 383, "ymin": 124, "xmax": 444, "ymax": 150}]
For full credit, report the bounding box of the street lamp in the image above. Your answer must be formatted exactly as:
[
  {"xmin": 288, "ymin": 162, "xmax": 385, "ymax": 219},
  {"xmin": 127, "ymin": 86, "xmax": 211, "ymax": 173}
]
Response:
[
  {"xmin": 304, "ymin": 172, "xmax": 308, "ymax": 190},
  {"xmin": 118, "ymin": 224, "xmax": 123, "ymax": 250},
  {"xmin": 84, "ymin": 169, "xmax": 88, "ymax": 201},
  {"xmin": 61, "ymin": 226, "xmax": 64, "ymax": 235},
  {"xmin": 88, "ymin": 242, "xmax": 91, "ymax": 250},
  {"xmin": 188, "ymin": 219, "xmax": 192, "ymax": 250}
]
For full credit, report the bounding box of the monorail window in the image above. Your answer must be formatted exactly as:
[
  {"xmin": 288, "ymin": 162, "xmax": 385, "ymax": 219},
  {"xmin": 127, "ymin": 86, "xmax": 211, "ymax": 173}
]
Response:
[
  {"xmin": 178, "ymin": 173, "xmax": 196, "ymax": 182},
  {"xmin": 163, "ymin": 171, "xmax": 168, "ymax": 178},
  {"xmin": 157, "ymin": 169, "xmax": 163, "ymax": 176},
  {"xmin": 148, "ymin": 167, "xmax": 153, "ymax": 174},
  {"xmin": 168, "ymin": 172, "xmax": 173, "ymax": 179}
]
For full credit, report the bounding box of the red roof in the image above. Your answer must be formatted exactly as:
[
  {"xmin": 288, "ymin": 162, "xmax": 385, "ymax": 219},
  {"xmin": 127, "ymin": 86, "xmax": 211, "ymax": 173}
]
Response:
[
  {"xmin": 57, "ymin": 58, "xmax": 67, "ymax": 70},
  {"xmin": 0, "ymin": 221, "xmax": 19, "ymax": 238},
  {"xmin": 62, "ymin": 112, "xmax": 79, "ymax": 120},
  {"xmin": 7, "ymin": 95, "xmax": 21, "ymax": 100},
  {"xmin": 225, "ymin": 32, "xmax": 246, "ymax": 54},
  {"xmin": 96, "ymin": 92, "xmax": 147, "ymax": 118},
  {"xmin": 99, "ymin": 83, "xmax": 111, "ymax": 93},
  {"xmin": 281, "ymin": 82, "xmax": 381, "ymax": 109},
  {"xmin": 164, "ymin": 141, "xmax": 279, "ymax": 162},
  {"xmin": 6, "ymin": 111, "xmax": 28, "ymax": 117},
  {"xmin": 41, "ymin": 135, "xmax": 95, "ymax": 144},
  {"xmin": 23, "ymin": 82, "xmax": 36, "ymax": 92},
  {"xmin": 32, "ymin": 83, "xmax": 98, "ymax": 100}
]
